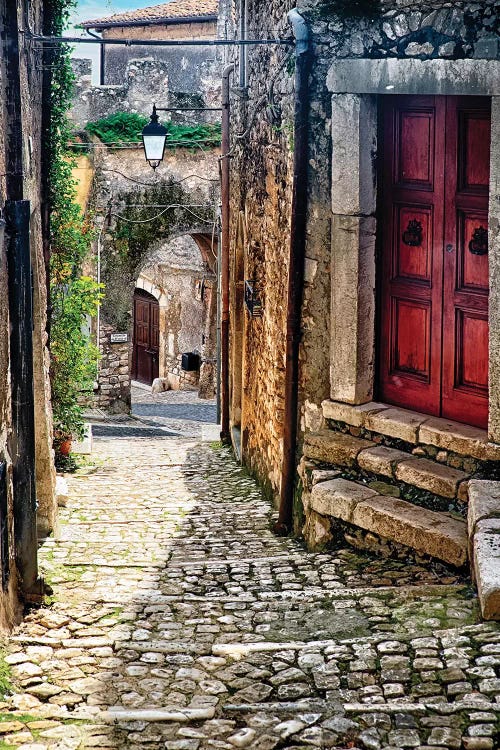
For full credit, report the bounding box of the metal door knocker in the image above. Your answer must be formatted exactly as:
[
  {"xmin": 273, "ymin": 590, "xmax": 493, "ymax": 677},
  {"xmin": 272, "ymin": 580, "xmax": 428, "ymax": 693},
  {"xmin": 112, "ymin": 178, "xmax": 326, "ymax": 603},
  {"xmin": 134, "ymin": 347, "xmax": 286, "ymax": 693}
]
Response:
[
  {"xmin": 469, "ymin": 226, "xmax": 488, "ymax": 256},
  {"xmin": 402, "ymin": 219, "xmax": 423, "ymax": 247}
]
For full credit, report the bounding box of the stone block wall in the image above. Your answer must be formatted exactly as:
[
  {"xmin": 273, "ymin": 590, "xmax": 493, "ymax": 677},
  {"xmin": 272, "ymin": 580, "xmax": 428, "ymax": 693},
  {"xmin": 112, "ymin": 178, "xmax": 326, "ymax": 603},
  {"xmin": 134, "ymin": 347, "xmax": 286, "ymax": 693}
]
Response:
[
  {"xmin": 95, "ymin": 323, "xmax": 131, "ymax": 412},
  {"xmin": 71, "ymin": 54, "xmax": 222, "ymax": 129},
  {"xmin": 227, "ymin": 0, "xmax": 499, "ymax": 503},
  {"xmin": 228, "ymin": 0, "xmax": 332, "ymax": 497}
]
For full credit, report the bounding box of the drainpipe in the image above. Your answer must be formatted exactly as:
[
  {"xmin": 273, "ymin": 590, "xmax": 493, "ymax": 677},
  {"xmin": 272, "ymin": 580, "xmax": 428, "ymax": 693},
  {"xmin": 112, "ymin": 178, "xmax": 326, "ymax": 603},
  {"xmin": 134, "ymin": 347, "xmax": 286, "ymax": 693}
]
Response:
[
  {"xmin": 4, "ymin": 0, "xmax": 43, "ymax": 599},
  {"xmin": 220, "ymin": 63, "xmax": 234, "ymax": 442},
  {"xmin": 275, "ymin": 9, "xmax": 311, "ymax": 535}
]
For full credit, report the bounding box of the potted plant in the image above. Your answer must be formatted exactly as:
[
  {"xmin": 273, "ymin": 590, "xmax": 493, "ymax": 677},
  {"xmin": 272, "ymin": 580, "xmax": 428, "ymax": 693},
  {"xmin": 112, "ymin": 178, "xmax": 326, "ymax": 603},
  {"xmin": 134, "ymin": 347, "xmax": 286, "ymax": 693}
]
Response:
[{"xmin": 50, "ymin": 276, "xmax": 102, "ymax": 463}]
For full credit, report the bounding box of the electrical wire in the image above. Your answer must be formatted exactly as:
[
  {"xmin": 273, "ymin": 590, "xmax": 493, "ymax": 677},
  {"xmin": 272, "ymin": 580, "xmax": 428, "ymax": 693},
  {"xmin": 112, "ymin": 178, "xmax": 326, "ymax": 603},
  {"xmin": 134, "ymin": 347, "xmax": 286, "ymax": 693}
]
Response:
[
  {"xmin": 68, "ymin": 140, "xmax": 220, "ymax": 151},
  {"xmin": 219, "ymin": 48, "xmax": 293, "ymax": 163},
  {"xmin": 100, "ymin": 168, "xmax": 219, "ymax": 186},
  {"xmin": 108, "ymin": 204, "xmax": 216, "ymax": 224}
]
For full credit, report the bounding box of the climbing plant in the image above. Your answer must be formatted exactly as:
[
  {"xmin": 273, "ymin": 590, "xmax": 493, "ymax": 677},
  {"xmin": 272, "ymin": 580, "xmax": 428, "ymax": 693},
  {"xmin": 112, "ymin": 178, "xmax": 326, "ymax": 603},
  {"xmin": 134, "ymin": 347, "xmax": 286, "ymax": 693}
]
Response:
[{"xmin": 49, "ymin": 0, "xmax": 103, "ymax": 444}]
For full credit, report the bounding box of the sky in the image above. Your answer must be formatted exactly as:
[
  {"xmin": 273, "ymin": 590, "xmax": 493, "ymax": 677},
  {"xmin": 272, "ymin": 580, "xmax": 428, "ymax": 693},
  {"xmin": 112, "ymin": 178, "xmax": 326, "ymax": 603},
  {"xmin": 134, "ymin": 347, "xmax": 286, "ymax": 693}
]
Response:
[{"xmin": 67, "ymin": 0, "xmax": 161, "ymax": 82}]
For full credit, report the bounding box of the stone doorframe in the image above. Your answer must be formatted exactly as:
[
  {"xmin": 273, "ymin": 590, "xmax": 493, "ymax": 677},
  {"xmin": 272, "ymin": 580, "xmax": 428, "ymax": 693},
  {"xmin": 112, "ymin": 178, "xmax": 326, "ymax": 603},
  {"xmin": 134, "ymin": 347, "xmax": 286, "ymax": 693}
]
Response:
[
  {"xmin": 326, "ymin": 58, "xmax": 500, "ymax": 442},
  {"xmin": 135, "ymin": 274, "xmax": 168, "ymax": 379}
]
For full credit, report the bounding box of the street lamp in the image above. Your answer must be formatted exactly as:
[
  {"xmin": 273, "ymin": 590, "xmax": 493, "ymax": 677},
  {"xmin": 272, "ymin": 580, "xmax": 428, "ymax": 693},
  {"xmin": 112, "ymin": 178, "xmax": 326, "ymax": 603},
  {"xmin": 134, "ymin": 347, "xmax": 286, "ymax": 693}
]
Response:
[{"xmin": 141, "ymin": 105, "xmax": 168, "ymax": 170}]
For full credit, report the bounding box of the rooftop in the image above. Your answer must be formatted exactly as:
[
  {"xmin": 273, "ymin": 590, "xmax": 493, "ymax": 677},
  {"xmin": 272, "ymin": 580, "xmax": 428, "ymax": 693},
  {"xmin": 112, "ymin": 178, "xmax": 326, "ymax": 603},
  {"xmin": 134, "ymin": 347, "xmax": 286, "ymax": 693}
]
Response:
[{"xmin": 81, "ymin": 0, "xmax": 218, "ymax": 29}]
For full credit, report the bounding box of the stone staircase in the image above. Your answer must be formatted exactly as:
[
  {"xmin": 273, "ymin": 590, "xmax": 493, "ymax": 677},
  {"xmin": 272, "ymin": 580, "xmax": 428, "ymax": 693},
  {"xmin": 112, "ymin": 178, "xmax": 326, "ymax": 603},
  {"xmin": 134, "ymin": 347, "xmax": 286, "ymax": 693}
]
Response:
[
  {"xmin": 301, "ymin": 430, "xmax": 469, "ymax": 567},
  {"xmin": 299, "ymin": 401, "xmax": 500, "ymax": 619}
]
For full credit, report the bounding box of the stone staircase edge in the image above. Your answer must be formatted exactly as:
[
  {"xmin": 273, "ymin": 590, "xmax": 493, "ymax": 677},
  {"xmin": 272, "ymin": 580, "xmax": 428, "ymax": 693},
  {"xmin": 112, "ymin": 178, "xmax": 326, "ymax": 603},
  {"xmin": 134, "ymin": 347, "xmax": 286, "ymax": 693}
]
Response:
[{"xmin": 309, "ymin": 476, "xmax": 467, "ymax": 567}]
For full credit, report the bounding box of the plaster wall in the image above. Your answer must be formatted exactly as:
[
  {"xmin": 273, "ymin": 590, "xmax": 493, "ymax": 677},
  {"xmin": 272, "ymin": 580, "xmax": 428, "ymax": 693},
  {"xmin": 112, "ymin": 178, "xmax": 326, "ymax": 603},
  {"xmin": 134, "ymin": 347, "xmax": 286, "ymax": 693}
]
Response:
[{"xmin": 103, "ymin": 21, "xmax": 217, "ymax": 41}]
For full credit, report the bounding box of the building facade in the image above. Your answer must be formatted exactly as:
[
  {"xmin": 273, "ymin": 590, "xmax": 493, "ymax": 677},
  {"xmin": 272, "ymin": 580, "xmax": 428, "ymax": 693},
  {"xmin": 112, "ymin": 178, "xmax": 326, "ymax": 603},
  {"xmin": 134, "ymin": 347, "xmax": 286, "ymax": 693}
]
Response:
[
  {"xmin": 71, "ymin": 51, "xmax": 220, "ymax": 412},
  {"xmin": 227, "ymin": 0, "xmax": 500, "ymax": 616}
]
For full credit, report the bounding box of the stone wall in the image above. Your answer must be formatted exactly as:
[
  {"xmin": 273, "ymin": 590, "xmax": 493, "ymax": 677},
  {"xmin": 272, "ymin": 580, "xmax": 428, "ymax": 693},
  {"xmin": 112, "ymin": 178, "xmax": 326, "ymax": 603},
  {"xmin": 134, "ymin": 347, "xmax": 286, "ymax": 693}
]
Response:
[
  {"xmin": 70, "ymin": 93, "xmax": 220, "ymax": 409},
  {"xmin": 139, "ymin": 233, "xmax": 213, "ymax": 387},
  {"xmin": 0, "ymin": 0, "xmax": 57, "ymax": 626},
  {"xmin": 100, "ymin": 21, "xmax": 220, "ymax": 87},
  {"xmin": 95, "ymin": 323, "xmax": 131, "ymax": 412},
  {"xmin": 228, "ymin": 0, "xmax": 332, "ymax": 498},
  {"xmin": 71, "ymin": 54, "xmax": 221, "ymax": 129},
  {"xmin": 227, "ymin": 0, "xmax": 499, "ymax": 503}
]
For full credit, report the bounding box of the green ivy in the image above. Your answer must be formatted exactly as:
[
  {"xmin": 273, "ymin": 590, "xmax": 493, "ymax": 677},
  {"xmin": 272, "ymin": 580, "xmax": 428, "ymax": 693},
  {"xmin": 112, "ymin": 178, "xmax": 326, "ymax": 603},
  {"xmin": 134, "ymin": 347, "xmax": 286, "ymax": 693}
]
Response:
[
  {"xmin": 49, "ymin": 1, "xmax": 103, "ymax": 443},
  {"xmin": 84, "ymin": 111, "xmax": 221, "ymax": 147}
]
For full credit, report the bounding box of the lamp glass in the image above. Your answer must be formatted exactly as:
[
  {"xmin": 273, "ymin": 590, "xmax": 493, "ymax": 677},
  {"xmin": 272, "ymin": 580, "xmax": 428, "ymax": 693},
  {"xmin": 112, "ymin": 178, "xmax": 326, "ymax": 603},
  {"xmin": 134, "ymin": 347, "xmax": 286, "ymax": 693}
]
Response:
[
  {"xmin": 142, "ymin": 134, "xmax": 167, "ymax": 162},
  {"xmin": 142, "ymin": 105, "xmax": 168, "ymax": 169}
]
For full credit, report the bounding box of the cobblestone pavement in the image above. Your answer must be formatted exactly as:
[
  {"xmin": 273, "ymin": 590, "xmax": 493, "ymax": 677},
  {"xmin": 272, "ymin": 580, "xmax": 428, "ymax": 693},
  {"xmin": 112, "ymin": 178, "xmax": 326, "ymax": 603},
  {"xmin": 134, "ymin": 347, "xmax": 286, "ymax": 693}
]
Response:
[
  {"xmin": 130, "ymin": 386, "xmax": 219, "ymax": 439},
  {"xmin": 1, "ymin": 425, "xmax": 500, "ymax": 748}
]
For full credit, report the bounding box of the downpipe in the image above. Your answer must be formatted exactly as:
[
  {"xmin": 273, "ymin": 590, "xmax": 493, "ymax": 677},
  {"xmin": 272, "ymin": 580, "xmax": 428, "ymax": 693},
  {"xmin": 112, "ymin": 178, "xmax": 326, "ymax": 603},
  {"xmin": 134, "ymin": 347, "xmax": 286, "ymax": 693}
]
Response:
[
  {"xmin": 6, "ymin": 201, "xmax": 44, "ymax": 601},
  {"xmin": 220, "ymin": 63, "xmax": 234, "ymax": 442},
  {"xmin": 275, "ymin": 9, "xmax": 311, "ymax": 535}
]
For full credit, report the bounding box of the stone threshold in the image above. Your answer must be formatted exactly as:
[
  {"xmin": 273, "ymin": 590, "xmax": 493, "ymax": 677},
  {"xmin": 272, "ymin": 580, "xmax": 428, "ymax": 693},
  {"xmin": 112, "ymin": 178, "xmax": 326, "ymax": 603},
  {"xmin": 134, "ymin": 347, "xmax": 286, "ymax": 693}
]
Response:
[{"xmin": 323, "ymin": 400, "xmax": 500, "ymax": 461}]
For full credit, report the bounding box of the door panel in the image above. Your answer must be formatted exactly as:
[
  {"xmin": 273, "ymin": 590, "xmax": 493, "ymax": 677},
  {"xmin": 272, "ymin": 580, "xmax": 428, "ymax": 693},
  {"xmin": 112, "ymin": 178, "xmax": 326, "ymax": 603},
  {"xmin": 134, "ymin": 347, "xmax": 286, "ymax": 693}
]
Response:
[
  {"xmin": 132, "ymin": 290, "xmax": 160, "ymax": 385},
  {"xmin": 395, "ymin": 205, "xmax": 433, "ymax": 282},
  {"xmin": 378, "ymin": 95, "xmax": 490, "ymax": 429},
  {"xmin": 396, "ymin": 107, "xmax": 435, "ymax": 188},
  {"xmin": 379, "ymin": 96, "xmax": 445, "ymax": 415},
  {"xmin": 391, "ymin": 297, "xmax": 431, "ymax": 379}
]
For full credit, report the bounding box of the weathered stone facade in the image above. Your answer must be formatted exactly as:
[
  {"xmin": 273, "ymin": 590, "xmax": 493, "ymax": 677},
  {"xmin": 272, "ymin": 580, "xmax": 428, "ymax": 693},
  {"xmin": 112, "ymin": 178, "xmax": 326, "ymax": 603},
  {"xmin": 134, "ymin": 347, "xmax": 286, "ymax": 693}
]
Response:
[
  {"xmin": 227, "ymin": 0, "xmax": 500, "ymax": 613},
  {"xmin": 0, "ymin": 1, "xmax": 57, "ymax": 626},
  {"xmin": 71, "ymin": 57, "xmax": 221, "ymax": 410},
  {"xmin": 71, "ymin": 56, "xmax": 221, "ymax": 130}
]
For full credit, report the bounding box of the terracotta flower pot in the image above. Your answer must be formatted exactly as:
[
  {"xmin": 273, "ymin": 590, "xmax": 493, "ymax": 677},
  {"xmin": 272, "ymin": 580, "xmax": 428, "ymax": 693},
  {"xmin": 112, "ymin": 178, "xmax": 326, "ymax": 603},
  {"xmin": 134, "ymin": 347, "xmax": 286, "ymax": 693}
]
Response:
[{"xmin": 58, "ymin": 438, "xmax": 72, "ymax": 457}]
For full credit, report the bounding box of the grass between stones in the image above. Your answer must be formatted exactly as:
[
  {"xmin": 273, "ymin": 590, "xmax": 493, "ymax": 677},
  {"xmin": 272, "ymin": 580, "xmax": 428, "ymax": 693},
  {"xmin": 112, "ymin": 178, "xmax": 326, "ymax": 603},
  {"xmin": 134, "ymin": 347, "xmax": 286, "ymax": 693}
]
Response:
[{"xmin": 0, "ymin": 654, "xmax": 13, "ymax": 699}]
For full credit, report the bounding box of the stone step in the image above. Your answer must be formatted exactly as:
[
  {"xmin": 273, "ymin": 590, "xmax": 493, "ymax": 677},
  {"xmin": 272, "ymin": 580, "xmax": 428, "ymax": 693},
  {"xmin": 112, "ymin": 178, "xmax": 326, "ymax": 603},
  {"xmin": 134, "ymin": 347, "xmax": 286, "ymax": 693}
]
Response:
[
  {"xmin": 310, "ymin": 478, "xmax": 467, "ymax": 567},
  {"xmin": 322, "ymin": 399, "xmax": 500, "ymax": 461},
  {"xmin": 304, "ymin": 432, "xmax": 470, "ymax": 500},
  {"xmin": 303, "ymin": 430, "xmax": 374, "ymax": 466}
]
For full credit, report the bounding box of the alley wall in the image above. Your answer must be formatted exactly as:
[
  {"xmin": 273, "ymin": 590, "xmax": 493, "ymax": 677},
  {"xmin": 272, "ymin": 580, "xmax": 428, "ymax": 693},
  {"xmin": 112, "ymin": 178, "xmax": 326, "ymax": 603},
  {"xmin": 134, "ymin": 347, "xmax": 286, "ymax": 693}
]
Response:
[
  {"xmin": 0, "ymin": 0, "xmax": 57, "ymax": 626},
  {"xmin": 227, "ymin": 0, "xmax": 499, "ymax": 502}
]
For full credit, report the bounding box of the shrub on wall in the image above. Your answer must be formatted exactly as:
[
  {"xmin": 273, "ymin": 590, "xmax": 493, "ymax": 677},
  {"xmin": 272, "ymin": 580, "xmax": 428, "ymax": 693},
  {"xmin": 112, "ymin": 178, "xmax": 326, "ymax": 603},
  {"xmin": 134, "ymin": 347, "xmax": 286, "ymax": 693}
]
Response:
[{"xmin": 85, "ymin": 111, "xmax": 222, "ymax": 148}]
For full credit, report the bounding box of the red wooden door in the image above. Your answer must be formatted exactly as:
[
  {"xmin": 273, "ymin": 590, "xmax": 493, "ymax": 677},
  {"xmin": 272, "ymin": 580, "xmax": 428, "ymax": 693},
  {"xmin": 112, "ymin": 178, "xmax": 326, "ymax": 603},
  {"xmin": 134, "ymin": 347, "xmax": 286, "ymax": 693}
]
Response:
[
  {"xmin": 378, "ymin": 96, "xmax": 490, "ymax": 429},
  {"xmin": 132, "ymin": 289, "xmax": 160, "ymax": 385}
]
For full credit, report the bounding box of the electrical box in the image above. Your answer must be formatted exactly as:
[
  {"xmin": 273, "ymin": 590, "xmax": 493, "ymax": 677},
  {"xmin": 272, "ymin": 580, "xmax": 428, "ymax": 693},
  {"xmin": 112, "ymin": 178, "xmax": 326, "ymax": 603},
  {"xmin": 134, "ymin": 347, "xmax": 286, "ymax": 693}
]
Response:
[{"xmin": 181, "ymin": 352, "xmax": 200, "ymax": 371}]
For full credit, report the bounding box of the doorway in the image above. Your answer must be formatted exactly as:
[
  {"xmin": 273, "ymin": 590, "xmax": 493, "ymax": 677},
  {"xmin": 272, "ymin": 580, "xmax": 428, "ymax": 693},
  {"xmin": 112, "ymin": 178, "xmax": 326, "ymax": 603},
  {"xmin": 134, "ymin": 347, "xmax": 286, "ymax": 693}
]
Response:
[
  {"xmin": 132, "ymin": 288, "xmax": 160, "ymax": 385},
  {"xmin": 378, "ymin": 95, "xmax": 490, "ymax": 429}
]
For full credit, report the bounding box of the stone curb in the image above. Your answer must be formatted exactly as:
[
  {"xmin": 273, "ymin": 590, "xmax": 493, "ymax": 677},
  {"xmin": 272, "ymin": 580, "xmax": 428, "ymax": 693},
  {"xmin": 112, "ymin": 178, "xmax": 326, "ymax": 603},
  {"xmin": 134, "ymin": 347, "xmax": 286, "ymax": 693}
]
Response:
[{"xmin": 468, "ymin": 480, "xmax": 500, "ymax": 620}]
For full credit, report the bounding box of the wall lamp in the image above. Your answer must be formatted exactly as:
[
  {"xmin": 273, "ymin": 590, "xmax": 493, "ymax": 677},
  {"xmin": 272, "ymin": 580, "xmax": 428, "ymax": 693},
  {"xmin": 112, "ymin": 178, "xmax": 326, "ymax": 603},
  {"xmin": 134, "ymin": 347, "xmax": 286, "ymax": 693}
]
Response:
[
  {"xmin": 142, "ymin": 104, "xmax": 223, "ymax": 170},
  {"xmin": 142, "ymin": 105, "xmax": 168, "ymax": 170}
]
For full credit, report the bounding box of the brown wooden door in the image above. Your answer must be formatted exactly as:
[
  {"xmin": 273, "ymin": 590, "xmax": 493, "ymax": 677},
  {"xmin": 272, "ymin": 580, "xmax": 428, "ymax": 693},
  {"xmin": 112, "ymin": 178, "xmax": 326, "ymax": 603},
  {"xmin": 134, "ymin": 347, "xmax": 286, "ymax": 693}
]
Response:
[
  {"xmin": 132, "ymin": 289, "xmax": 160, "ymax": 385},
  {"xmin": 378, "ymin": 96, "xmax": 490, "ymax": 429}
]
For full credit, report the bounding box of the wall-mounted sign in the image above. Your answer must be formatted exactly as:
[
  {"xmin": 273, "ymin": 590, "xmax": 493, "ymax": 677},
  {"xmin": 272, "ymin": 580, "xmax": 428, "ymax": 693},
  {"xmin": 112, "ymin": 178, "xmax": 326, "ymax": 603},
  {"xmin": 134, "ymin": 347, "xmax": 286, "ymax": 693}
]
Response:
[{"xmin": 110, "ymin": 333, "xmax": 128, "ymax": 344}]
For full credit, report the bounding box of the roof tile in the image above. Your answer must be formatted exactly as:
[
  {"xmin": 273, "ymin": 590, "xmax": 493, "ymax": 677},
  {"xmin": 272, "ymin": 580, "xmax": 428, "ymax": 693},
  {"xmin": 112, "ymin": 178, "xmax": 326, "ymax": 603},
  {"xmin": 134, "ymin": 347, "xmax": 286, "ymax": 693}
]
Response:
[{"xmin": 82, "ymin": 0, "xmax": 218, "ymax": 28}]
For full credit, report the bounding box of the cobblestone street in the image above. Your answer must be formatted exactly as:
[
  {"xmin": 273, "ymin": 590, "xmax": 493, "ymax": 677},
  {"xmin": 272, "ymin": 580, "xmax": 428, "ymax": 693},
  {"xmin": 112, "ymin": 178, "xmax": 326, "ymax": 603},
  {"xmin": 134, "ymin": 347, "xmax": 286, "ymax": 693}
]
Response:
[{"xmin": 1, "ymin": 394, "xmax": 499, "ymax": 749}]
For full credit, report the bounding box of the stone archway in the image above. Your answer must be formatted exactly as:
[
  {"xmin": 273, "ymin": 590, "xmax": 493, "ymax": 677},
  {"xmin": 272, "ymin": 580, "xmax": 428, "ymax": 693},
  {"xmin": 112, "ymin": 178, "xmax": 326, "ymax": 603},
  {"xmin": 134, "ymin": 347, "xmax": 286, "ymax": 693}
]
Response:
[
  {"xmin": 89, "ymin": 150, "xmax": 220, "ymax": 411},
  {"xmin": 122, "ymin": 232, "xmax": 218, "ymax": 402}
]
